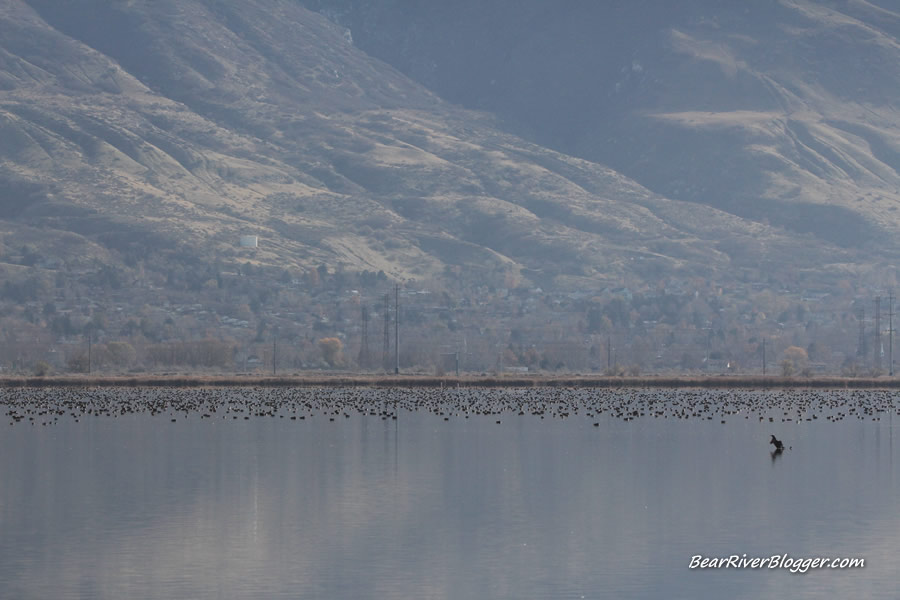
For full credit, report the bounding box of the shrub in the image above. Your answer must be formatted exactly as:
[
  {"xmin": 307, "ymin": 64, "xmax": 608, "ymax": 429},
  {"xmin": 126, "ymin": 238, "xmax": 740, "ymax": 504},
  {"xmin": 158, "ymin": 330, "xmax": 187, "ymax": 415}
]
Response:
[
  {"xmin": 33, "ymin": 361, "xmax": 51, "ymax": 377},
  {"xmin": 318, "ymin": 337, "xmax": 344, "ymax": 368}
]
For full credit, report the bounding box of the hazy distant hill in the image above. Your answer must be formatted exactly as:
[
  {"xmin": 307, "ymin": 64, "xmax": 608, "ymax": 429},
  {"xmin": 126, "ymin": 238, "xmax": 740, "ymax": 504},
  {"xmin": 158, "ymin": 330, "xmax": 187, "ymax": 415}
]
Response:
[
  {"xmin": 0, "ymin": 0, "xmax": 887, "ymax": 295},
  {"xmin": 304, "ymin": 0, "xmax": 900, "ymax": 251}
]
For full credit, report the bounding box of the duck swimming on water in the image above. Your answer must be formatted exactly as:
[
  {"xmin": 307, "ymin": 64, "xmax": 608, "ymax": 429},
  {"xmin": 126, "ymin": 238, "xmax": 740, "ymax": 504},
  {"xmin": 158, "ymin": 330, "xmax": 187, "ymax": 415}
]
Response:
[{"xmin": 769, "ymin": 434, "xmax": 784, "ymax": 451}]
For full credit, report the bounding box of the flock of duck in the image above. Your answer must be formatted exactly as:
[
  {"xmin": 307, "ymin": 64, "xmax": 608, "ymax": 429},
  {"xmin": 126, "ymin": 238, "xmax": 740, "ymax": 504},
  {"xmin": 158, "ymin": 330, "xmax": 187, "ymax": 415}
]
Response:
[{"xmin": 2, "ymin": 387, "xmax": 898, "ymax": 431}]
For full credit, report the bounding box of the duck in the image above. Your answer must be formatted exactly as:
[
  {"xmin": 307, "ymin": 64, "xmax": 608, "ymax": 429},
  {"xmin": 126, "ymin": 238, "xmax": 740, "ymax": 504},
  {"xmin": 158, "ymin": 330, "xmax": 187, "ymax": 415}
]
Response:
[{"xmin": 769, "ymin": 434, "xmax": 784, "ymax": 451}]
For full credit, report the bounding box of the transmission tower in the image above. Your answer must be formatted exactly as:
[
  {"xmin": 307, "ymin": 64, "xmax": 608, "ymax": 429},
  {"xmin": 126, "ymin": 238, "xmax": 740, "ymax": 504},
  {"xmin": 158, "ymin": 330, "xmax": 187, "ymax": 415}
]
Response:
[
  {"xmin": 890, "ymin": 290, "xmax": 895, "ymax": 376},
  {"xmin": 875, "ymin": 296, "xmax": 882, "ymax": 370},
  {"xmin": 857, "ymin": 307, "xmax": 867, "ymax": 362},
  {"xmin": 394, "ymin": 284, "xmax": 400, "ymax": 375},
  {"xmin": 358, "ymin": 305, "xmax": 370, "ymax": 369},
  {"xmin": 383, "ymin": 293, "xmax": 390, "ymax": 371}
]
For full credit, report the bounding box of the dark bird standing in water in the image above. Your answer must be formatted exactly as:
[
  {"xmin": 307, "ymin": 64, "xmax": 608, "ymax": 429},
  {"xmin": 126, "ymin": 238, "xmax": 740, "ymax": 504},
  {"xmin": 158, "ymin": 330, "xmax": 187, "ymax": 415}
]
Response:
[{"xmin": 770, "ymin": 434, "xmax": 784, "ymax": 451}]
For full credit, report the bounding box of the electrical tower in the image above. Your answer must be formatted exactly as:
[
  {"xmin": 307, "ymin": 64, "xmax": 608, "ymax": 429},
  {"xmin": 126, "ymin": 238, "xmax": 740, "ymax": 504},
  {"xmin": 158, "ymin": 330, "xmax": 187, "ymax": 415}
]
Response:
[
  {"xmin": 857, "ymin": 307, "xmax": 867, "ymax": 362},
  {"xmin": 890, "ymin": 290, "xmax": 895, "ymax": 376},
  {"xmin": 382, "ymin": 293, "xmax": 390, "ymax": 372},
  {"xmin": 358, "ymin": 305, "xmax": 370, "ymax": 368},
  {"xmin": 394, "ymin": 284, "xmax": 400, "ymax": 375},
  {"xmin": 875, "ymin": 296, "xmax": 882, "ymax": 370}
]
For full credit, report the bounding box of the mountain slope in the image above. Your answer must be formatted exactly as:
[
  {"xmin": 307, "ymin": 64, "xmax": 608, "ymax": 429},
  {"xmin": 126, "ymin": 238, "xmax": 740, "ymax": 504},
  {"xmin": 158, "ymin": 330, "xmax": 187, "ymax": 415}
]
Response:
[
  {"xmin": 304, "ymin": 0, "xmax": 900, "ymax": 252},
  {"xmin": 0, "ymin": 0, "xmax": 871, "ymax": 295}
]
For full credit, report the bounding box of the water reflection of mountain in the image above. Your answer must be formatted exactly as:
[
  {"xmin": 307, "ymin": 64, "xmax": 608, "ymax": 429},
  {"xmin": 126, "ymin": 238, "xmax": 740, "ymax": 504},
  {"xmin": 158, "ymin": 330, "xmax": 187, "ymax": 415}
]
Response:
[{"xmin": 0, "ymin": 394, "xmax": 895, "ymax": 598}]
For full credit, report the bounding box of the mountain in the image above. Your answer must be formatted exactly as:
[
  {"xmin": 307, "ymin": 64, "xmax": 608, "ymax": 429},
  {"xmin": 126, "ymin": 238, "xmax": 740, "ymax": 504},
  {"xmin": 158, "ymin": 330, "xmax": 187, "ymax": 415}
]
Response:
[
  {"xmin": 0, "ymin": 0, "xmax": 872, "ymax": 299},
  {"xmin": 303, "ymin": 0, "xmax": 900, "ymax": 252}
]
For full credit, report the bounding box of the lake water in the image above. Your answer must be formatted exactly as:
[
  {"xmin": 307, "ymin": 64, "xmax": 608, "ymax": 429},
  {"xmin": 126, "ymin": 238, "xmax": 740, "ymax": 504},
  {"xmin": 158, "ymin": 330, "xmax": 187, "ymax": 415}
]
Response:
[{"xmin": 1, "ymin": 387, "xmax": 897, "ymax": 599}]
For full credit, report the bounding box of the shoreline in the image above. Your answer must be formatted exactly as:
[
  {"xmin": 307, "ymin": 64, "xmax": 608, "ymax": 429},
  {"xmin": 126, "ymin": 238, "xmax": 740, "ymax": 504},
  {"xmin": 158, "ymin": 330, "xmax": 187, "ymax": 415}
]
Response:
[{"xmin": 2, "ymin": 374, "xmax": 900, "ymax": 389}]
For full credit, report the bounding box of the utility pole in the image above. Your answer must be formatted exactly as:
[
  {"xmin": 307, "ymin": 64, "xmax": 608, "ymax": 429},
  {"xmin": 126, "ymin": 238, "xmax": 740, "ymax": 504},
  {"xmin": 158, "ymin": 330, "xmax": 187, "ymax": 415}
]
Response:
[
  {"xmin": 607, "ymin": 336, "xmax": 611, "ymax": 373},
  {"xmin": 890, "ymin": 290, "xmax": 895, "ymax": 376},
  {"xmin": 394, "ymin": 283, "xmax": 400, "ymax": 375},
  {"xmin": 876, "ymin": 296, "xmax": 882, "ymax": 370},
  {"xmin": 359, "ymin": 305, "xmax": 370, "ymax": 369},
  {"xmin": 457, "ymin": 336, "xmax": 468, "ymax": 376},
  {"xmin": 383, "ymin": 293, "xmax": 390, "ymax": 372},
  {"xmin": 857, "ymin": 307, "xmax": 867, "ymax": 364},
  {"xmin": 705, "ymin": 328, "xmax": 712, "ymax": 371}
]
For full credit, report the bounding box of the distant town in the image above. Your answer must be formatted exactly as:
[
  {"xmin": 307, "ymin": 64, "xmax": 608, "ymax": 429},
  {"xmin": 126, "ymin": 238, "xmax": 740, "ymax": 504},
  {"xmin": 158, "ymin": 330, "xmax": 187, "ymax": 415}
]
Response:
[{"xmin": 1, "ymin": 245, "xmax": 895, "ymax": 378}]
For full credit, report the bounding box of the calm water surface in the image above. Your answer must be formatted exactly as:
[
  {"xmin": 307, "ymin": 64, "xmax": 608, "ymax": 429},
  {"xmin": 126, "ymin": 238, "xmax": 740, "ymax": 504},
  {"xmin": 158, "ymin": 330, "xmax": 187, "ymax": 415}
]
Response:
[{"xmin": 1, "ymin": 388, "xmax": 897, "ymax": 599}]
